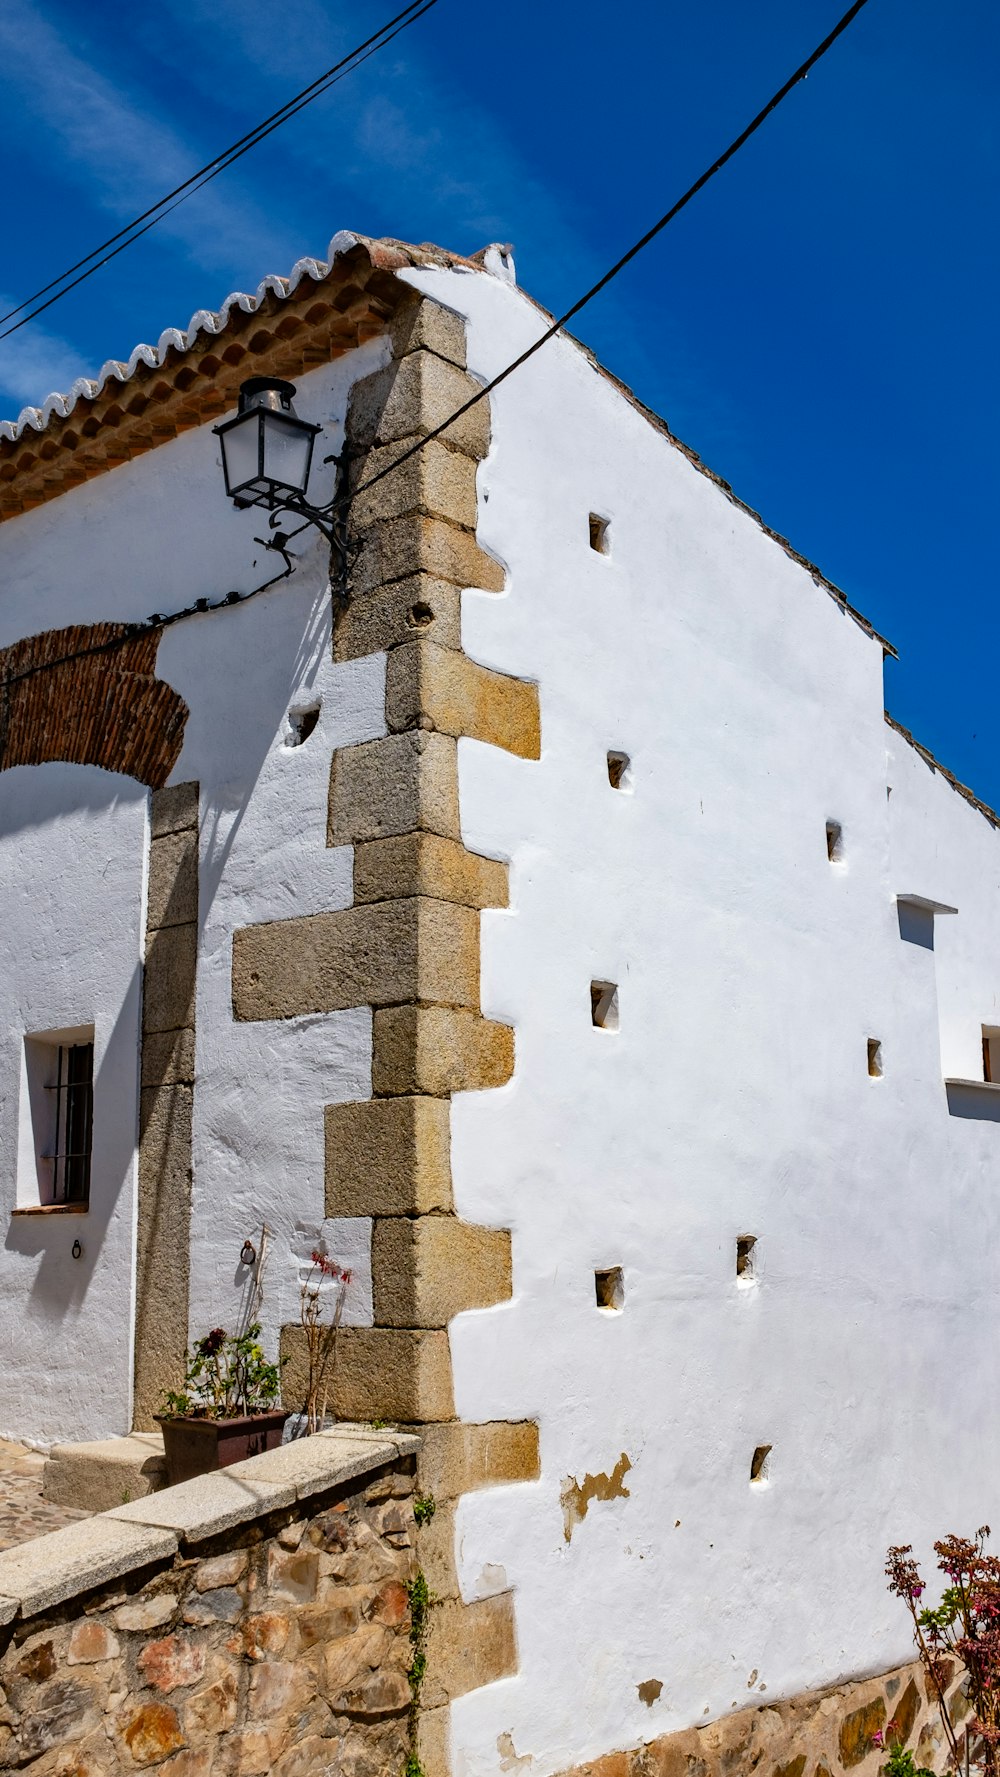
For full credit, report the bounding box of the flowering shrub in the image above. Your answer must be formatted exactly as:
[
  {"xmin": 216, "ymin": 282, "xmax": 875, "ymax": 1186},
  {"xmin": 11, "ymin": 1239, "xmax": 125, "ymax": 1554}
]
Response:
[
  {"xmin": 299, "ymin": 1251, "xmax": 353, "ymax": 1434},
  {"xmin": 887, "ymin": 1528, "xmax": 1000, "ymax": 1774},
  {"xmin": 161, "ymin": 1323, "xmax": 282, "ymax": 1418},
  {"xmin": 870, "ymin": 1724, "xmax": 933, "ymax": 1776}
]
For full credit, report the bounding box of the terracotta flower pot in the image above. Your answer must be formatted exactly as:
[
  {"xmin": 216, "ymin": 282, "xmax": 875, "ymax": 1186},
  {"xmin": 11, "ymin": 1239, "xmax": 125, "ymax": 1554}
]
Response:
[{"xmin": 154, "ymin": 1410, "xmax": 289, "ymax": 1486}]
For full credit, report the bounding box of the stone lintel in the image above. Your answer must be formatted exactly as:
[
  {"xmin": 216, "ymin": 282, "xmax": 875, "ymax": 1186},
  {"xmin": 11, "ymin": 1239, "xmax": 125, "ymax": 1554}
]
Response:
[
  {"xmin": 415, "ymin": 1704, "xmax": 452, "ymax": 1777},
  {"xmin": 372, "ymin": 1217, "xmax": 512, "ymax": 1327},
  {"xmin": 232, "ymin": 897, "xmax": 481, "ymax": 1023},
  {"xmin": 146, "ymin": 826, "xmax": 198, "ymax": 930},
  {"xmin": 389, "ymin": 296, "xmax": 468, "ymax": 368},
  {"xmin": 281, "ymin": 1325, "xmax": 455, "ymax": 1424},
  {"xmin": 415, "ymin": 1421, "xmax": 541, "ymax": 1500},
  {"xmin": 423, "ymin": 1593, "xmax": 517, "ymax": 1708},
  {"xmin": 325, "ymin": 1096, "xmax": 454, "ymax": 1217},
  {"xmin": 149, "ymin": 780, "xmax": 199, "ymax": 838},
  {"xmin": 350, "ymin": 513, "xmax": 505, "ymax": 599},
  {"xmin": 328, "ymin": 731, "xmax": 460, "ymax": 846},
  {"xmin": 386, "ymin": 640, "xmax": 540, "ymax": 759},
  {"xmin": 353, "ymin": 833, "xmax": 508, "ymax": 910},
  {"xmin": 333, "ymin": 573, "xmax": 463, "ymax": 662},
  {"xmin": 346, "ymin": 349, "xmax": 490, "ymax": 460},
  {"xmin": 350, "ymin": 438, "xmax": 478, "ymax": 533},
  {"xmin": 372, "ymin": 1005, "xmax": 514, "ymax": 1097},
  {"xmin": 133, "ymin": 1082, "xmax": 193, "ymax": 1431},
  {"xmin": 415, "ymin": 1497, "xmax": 460, "ymax": 1602},
  {"xmin": 142, "ymin": 922, "xmax": 196, "ymax": 1032},
  {"xmin": 141, "ymin": 1027, "xmax": 195, "ymax": 1089}
]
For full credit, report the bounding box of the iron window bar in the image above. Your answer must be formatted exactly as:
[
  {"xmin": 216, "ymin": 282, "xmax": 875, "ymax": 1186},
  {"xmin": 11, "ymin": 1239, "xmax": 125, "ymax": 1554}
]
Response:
[{"xmin": 43, "ymin": 1042, "xmax": 93, "ymax": 1205}]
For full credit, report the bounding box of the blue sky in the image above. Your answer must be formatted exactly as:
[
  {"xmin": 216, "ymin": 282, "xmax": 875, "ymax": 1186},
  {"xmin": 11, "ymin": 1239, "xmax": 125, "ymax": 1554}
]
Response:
[{"xmin": 1, "ymin": 0, "xmax": 997, "ymax": 804}]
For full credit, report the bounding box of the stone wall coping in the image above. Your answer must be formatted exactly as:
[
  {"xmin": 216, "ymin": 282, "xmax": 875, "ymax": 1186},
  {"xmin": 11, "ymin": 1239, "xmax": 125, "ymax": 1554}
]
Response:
[
  {"xmin": 0, "ymin": 1517, "xmax": 179, "ymax": 1619},
  {"xmin": 0, "ymin": 1427, "xmax": 418, "ymax": 1626},
  {"xmin": 108, "ymin": 1428, "xmax": 418, "ymax": 1542}
]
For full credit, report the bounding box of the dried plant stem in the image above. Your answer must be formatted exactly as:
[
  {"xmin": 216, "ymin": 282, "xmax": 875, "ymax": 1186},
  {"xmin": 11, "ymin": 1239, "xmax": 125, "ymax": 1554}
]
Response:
[{"xmin": 299, "ymin": 1254, "xmax": 351, "ymax": 1434}]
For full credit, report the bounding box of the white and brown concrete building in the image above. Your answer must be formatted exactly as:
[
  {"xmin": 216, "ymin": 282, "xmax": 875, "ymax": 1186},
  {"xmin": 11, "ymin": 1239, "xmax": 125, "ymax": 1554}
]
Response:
[{"xmin": 0, "ymin": 231, "xmax": 995, "ymax": 1776}]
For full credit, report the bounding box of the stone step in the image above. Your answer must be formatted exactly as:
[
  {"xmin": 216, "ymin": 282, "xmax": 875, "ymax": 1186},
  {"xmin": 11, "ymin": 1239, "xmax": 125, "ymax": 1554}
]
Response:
[{"xmin": 42, "ymin": 1434, "xmax": 167, "ymax": 1514}]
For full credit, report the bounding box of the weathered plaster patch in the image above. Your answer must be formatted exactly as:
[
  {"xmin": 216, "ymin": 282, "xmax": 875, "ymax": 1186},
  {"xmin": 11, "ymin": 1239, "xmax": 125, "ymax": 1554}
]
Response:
[
  {"xmin": 559, "ymin": 1453, "xmax": 632, "ymax": 1542},
  {"xmin": 637, "ymin": 1680, "xmax": 662, "ymax": 1708},
  {"xmin": 497, "ymin": 1730, "xmax": 533, "ymax": 1770}
]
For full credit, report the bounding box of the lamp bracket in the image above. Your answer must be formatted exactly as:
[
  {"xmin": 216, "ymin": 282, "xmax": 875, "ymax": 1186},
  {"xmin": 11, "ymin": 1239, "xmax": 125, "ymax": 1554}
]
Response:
[{"xmin": 250, "ymin": 442, "xmax": 355, "ymax": 607}]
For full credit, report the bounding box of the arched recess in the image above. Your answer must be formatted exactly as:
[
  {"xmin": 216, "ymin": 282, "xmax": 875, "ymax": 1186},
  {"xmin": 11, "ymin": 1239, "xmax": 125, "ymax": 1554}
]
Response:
[{"xmin": 0, "ymin": 622, "xmax": 188, "ymax": 787}]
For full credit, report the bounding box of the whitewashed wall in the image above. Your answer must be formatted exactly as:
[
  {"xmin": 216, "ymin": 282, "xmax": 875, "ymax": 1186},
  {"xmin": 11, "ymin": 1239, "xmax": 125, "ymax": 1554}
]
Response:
[
  {"xmin": 0, "ymin": 339, "xmax": 388, "ymax": 1440},
  {"xmin": 0, "ymin": 766, "xmax": 147, "ymax": 1442},
  {"xmin": 3, "ymin": 252, "xmax": 998, "ymax": 1768},
  {"xmin": 401, "ymin": 265, "xmax": 1000, "ymax": 1775}
]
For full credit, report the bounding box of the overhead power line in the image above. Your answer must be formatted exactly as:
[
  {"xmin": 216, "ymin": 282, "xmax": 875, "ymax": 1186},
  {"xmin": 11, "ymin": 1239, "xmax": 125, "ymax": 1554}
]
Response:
[
  {"xmin": 0, "ymin": 0, "xmax": 873, "ymax": 696},
  {"xmin": 345, "ymin": 0, "xmax": 873, "ymax": 512},
  {"xmin": 0, "ymin": 0, "xmax": 438, "ymax": 344}
]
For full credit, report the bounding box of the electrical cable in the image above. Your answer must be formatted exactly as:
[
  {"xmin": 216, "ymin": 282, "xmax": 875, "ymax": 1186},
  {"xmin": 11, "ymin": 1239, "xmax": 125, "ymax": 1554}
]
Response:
[
  {"xmin": 0, "ymin": 560, "xmax": 297, "ymax": 693},
  {"xmin": 0, "ymin": 0, "xmax": 873, "ymax": 698},
  {"xmin": 346, "ymin": 0, "xmax": 872, "ymax": 510},
  {"xmin": 0, "ymin": 0, "xmax": 438, "ymax": 343}
]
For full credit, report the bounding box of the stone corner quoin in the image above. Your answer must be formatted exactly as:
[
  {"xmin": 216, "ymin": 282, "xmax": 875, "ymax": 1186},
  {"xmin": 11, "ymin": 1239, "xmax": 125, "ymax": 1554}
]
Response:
[{"xmin": 228, "ymin": 290, "xmax": 542, "ymax": 1767}]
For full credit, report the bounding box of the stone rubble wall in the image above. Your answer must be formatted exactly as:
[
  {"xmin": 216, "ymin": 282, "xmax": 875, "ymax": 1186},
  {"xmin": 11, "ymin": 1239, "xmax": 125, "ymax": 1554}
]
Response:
[
  {"xmin": 0, "ymin": 1427, "xmax": 421, "ymax": 1777},
  {"xmin": 554, "ymin": 1654, "xmax": 970, "ymax": 1777}
]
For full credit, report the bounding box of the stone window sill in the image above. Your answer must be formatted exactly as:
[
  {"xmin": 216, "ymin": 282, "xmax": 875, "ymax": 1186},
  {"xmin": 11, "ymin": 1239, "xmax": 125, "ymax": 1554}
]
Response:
[{"xmin": 10, "ymin": 1204, "xmax": 89, "ymax": 1216}]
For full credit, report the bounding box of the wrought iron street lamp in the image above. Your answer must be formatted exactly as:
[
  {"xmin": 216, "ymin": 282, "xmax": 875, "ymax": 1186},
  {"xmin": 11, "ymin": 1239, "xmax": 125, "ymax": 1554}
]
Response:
[
  {"xmin": 214, "ymin": 377, "xmax": 351, "ymax": 599},
  {"xmin": 215, "ymin": 377, "xmax": 319, "ymax": 507}
]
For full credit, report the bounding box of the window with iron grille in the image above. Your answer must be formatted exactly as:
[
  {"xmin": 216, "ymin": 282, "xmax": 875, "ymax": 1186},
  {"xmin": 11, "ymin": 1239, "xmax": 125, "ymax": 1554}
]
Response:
[
  {"xmin": 47, "ymin": 1042, "xmax": 94, "ymax": 1205},
  {"xmin": 19, "ymin": 1030, "xmax": 95, "ymax": 1210}
]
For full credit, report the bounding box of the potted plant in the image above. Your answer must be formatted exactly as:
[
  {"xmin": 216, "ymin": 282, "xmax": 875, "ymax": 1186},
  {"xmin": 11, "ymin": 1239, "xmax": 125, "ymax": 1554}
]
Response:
[{"xmin": 156, "ymin": 1323, "xmax": 287, "ymax": 1485}]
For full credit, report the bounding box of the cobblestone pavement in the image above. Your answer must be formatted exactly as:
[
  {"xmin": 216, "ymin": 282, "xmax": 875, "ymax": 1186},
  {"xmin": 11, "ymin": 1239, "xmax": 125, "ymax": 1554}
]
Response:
[{"xmin": 0, "ymin": 1439, "xmax": 90, "ymax": 1550}]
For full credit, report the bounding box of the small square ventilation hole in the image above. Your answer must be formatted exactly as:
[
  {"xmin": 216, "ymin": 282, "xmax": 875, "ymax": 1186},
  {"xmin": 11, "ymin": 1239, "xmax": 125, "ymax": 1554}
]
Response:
[
  {"xmin": 867, "ymin": 1039, "xmax": 883, "ymax": 1079},
  {"xmin": 590, "ymin": 981, "xmax": 619, "ymax": 1031},
  {"xmin": 589, "ymin": 514, "xmax": 610, "ymax": 555},
  {"xmin": 826, "ymin": 821, "xmax": 844, "ymax": 863},
  {"xmin": 750, "ymin": 1445, "xmax": 772, "ymax": 1485},
  {"xmin": 287, "ymin": 703, "xmax": 320, "ymax": 747},
  {"xmin": 736, "ymin": 1235, "xmax": 757, "ymax": 1282},
  {"xmin": 607, "ymin": 750, "xmax": 632, "ymax": 791},
  {"xmin": 595, "ymin": 1267, "xmax": 624, "ymax": 1311}
]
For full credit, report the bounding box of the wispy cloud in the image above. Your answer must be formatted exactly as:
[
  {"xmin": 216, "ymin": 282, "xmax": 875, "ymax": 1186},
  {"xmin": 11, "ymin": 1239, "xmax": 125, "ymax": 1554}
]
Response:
[
  {"xmin": 0, "ymin": 0, "xmax": 297, "ymax": 278},
  {"xmin": 0, "ymin": 299, "xmax": 89, "ymax": 412},
  {"xmin": 145, "ymin": 0, "xmax": 597, "ymax": 272},
  {"xmin": 0, "ymin": 0, "xmax": 726, "ymax": 449}
]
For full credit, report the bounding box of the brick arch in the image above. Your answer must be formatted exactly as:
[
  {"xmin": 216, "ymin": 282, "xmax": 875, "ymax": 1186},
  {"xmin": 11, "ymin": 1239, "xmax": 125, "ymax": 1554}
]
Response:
[{"xmin": 0, "ymin": 622, "xmax": 188, "ymax": 789}]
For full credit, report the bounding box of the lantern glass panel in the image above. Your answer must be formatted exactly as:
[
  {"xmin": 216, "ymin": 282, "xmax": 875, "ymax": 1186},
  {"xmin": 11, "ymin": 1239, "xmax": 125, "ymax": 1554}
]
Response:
[
  {"xmin": 221, "ymin": 412, "xmax": 264, "ymax": 497},
  {"xmin": 261, "ymin": 411, "xmax": 314, "ymax": 496}
]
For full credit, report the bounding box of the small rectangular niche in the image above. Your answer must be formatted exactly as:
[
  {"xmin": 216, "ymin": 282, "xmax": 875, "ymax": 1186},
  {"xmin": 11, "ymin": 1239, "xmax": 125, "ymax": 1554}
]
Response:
[
  {"xmin": 595, "ymin": 1267, "xmax": 624, "ymax": 1311},
  {"xmin": 736, "ymin": 1235, "xmax": 757, "ymax": 1282},
  {"xmin": 749, "ymin": 1444, "xmax": 772, "ymax": 1485},
  {"xmin": 867, "ymin": 1038, "xmax": 883, "ymax": 1079},
  {"xmin": 607, "ymin": 750, "xmax": 632, "ymax": 791},
  {"xmin": 983, "ymin": 1028, "xmax": 1000, "ymax": 1084},
  {"xmin": 286, "ymin": 702, "xmax": 320, "ymax": 748},
  {"xmin": 589, "ymin": 514, "xmax": 610, "ymax": 555},
  {"xmin": 590, "ymin": 980, "xmax": 619, "ymax": 1031},
  {"xmin": 826, "ymin": 821, "xmax": 844, "ymax": 863}
]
